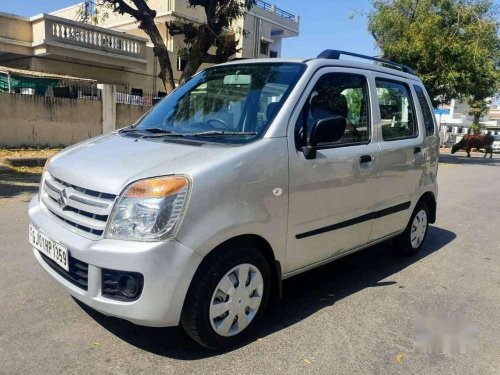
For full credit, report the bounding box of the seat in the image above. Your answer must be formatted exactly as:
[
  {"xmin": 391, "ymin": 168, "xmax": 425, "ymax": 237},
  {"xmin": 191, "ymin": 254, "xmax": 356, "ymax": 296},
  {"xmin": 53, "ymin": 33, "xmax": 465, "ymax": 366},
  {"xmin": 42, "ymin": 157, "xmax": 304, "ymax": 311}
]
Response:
[
  {"xmin": 300, "ymin": 93, "xmax": 348, "ymax": 144},
  {"xmin": 255, "ymin": 101, "xmax": 280, "ymax": 133},
  {"xmin": 266, "ymin": 102, "xmax": 280, "ymax": 122},
  {"xmin": 310, "ymin": 93, "xmax": 348, "ymax": 121}
]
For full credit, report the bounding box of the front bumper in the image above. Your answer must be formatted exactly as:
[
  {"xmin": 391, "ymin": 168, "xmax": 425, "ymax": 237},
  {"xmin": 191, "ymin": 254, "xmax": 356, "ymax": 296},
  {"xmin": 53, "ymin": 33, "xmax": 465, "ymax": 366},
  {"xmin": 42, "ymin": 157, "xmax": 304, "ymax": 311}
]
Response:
[{"xmin": 29, "ymin": 196, "xmax": 202, "ymax": 327}]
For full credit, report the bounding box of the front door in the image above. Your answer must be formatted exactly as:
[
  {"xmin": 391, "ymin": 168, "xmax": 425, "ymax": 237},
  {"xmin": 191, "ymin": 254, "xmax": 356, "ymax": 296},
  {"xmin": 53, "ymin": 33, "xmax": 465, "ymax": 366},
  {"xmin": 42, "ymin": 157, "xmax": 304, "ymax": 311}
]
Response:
[{"xmin": 285, "ymin": 69, "xmax": 380, "ymax": 273}]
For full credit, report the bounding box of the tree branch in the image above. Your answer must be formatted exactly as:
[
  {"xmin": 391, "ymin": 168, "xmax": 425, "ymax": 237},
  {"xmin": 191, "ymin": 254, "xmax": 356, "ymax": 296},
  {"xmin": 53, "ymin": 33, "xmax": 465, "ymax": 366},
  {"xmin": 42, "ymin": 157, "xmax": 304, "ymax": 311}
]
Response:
[
  {"xmin": 103, "ymin": 0, "xmax": 175, "ymax": 92},
  {"xmin": 202, "ymin": 53, "xmax": 222, "ymax": 64},
  {"xmin": 130, "ymin": 0, "xmax": 156, "ymax": 18},
  {"xmin": 107, "ymin": 0, "xmax": 140, "ymax": 19}
]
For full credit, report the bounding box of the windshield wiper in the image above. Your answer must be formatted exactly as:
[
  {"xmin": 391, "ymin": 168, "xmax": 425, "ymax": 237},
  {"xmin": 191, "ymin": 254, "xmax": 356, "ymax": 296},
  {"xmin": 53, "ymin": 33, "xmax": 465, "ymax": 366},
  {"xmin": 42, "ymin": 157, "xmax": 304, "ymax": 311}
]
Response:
[
  {"xmin": 143, "ymin": 130, "xmax": 257, "ymax": 139},
  {"xmin": 119, "ymin": 127, "xmax": 186, "ymax": 138},
  {"xmin": 188, "ymin": 131, "xmax": 257, "ymax": 137},
  {"xmin": 119, "ymin": 127, "xmax": 257, "ymax": 139},
  {"xmin": 118, "ymin": 126, "xmax": 137, "ymax": 133},
  {"xmin": 141, "ymin": 128, "xmax": 187, "ymax": 137}
]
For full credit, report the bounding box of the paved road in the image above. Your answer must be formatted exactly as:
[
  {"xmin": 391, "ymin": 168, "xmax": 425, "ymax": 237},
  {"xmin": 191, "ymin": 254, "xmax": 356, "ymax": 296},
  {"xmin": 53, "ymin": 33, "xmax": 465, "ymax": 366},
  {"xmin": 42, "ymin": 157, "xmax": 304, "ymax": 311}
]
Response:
[{"xmin": 1, "ymin": 151, "xmax": 499, "ymax": 374}]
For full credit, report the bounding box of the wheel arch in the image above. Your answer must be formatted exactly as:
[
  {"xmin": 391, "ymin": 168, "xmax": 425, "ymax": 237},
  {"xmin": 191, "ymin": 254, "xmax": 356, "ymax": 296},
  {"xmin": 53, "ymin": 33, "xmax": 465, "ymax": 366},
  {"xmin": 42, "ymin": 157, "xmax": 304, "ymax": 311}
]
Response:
[
  {"xmin": 183, "ymin": 234, "xmax": 283, "ymax": 311},
  {"xmin": 417, "ymin": 191, "xmax": 437, "ymax": 223}
]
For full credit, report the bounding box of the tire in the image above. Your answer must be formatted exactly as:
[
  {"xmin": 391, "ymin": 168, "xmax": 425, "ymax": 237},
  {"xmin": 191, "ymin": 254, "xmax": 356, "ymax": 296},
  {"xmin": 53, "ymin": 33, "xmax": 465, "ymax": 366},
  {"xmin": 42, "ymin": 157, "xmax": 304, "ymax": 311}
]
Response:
[
  {"xmin": 394, "ymin": 202, "xmax": 430, "ymax": 256},
  {"xmin": 180, "ymin": 242, "xmax": 271, "ymax": 350}
]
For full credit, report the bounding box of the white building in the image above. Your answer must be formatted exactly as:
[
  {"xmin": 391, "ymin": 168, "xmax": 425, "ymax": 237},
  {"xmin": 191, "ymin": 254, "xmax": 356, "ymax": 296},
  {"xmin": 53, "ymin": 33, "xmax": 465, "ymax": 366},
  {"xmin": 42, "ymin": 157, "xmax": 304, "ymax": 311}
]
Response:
[
  {"xmin": 436, "ymin": 99, "xmax": 500, "ymax": 145},
  {"xmin": 0, "ymin": 1, "xmax": 300, "ymax": 93}
]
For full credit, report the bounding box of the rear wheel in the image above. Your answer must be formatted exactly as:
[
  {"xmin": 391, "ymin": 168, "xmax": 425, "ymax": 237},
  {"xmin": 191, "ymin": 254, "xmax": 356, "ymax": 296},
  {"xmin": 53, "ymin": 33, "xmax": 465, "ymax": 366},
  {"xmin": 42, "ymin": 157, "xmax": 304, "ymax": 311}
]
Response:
[
  {"xmin": 394, "ymin": 202, "xmax": 429, "ymax": 256},
  {"xmin": 181, "ymin": 243, "xmax": 271, "ymax": 350}
]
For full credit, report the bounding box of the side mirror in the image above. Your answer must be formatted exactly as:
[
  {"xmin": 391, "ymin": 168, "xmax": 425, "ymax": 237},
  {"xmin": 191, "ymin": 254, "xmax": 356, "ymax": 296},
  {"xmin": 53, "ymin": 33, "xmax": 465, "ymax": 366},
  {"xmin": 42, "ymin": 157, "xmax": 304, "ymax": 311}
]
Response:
[{"xmin": 302, "ymin": 116, "xmax": 347, "ymax": 160}]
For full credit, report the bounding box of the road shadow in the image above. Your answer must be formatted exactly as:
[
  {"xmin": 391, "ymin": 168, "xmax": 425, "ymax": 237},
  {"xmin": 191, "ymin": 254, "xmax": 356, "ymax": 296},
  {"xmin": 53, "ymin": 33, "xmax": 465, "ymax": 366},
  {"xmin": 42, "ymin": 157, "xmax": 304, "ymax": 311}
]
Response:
[
  {"xmin": 74, "ymin": 225, "xmax": 456, "ymax": 360},
  {"xmin": 0, "ymin": 170, "xmax": 41, "ymax": 199},
  {"xmin": 439, "ymin": 152, "xmax": 500, "ymax": 166}
]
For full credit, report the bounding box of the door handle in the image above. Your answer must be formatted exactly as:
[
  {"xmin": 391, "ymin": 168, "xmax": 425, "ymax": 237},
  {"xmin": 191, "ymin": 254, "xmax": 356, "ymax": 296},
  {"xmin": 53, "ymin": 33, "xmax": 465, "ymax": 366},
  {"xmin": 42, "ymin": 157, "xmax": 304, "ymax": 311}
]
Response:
[
  {"xmin": 360, "ymin": 155, "xmax": 372, "ymax": 164},
  {"xmin": 414, "ymin": 147, "xmax": 422, "ymax": 154}
]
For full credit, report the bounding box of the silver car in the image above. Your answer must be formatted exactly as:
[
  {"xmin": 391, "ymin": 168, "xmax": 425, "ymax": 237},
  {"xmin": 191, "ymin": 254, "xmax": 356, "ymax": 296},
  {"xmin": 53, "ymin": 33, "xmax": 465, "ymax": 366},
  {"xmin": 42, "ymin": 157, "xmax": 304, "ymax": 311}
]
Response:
[
  {"xmin": 492, "ymin": 135, "xmax": 500, "ymax": 153},
  {"xmin": 28, "ymin": 50, "xmax": 439, "ymax": 350}
]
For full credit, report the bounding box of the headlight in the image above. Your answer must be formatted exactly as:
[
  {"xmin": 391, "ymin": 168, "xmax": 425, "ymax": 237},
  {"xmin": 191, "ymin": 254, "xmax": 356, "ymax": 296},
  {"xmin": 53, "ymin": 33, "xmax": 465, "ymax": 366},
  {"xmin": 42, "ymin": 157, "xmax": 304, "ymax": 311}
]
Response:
[
  {"xmin": 105, "ymin": 176, "xmax": 190, "ymax": 241},
  {"xmin": 39, "ymin": 155, "xmax": 54, "ymax": 202}
]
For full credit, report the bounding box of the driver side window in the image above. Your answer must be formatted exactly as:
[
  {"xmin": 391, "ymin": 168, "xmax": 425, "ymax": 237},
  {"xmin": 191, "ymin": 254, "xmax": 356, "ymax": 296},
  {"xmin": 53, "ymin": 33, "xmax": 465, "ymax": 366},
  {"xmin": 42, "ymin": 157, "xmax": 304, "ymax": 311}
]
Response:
[{"xmin": 295, "ymin": 73, "xmax": 370, "ymax": 149}]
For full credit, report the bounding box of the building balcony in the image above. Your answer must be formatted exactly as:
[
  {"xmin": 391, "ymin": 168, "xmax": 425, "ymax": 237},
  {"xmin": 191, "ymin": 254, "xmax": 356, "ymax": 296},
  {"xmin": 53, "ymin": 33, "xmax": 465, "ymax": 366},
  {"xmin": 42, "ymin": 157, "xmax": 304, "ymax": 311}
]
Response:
[
  {"xmin": 159, "ymin": 0, "xmax": 299, "ymax": 37},
  {"xmin": 252, "ymin": 0, "xmax": 300, "ymax": 36},
  {"xmin": 0, "ymin": 12, "xmax": 148, "ymax": 70},
  {"xmin": 255, "ymin": 0, "xmax": 299, "ymax": 24}
]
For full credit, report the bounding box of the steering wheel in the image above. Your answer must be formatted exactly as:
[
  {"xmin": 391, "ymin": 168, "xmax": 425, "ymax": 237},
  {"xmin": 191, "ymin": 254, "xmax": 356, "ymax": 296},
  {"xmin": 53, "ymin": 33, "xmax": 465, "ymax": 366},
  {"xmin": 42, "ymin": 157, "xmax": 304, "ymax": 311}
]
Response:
[{"xmin": 207, "ymin": 118, "xmax": 233, "ymax": 131}]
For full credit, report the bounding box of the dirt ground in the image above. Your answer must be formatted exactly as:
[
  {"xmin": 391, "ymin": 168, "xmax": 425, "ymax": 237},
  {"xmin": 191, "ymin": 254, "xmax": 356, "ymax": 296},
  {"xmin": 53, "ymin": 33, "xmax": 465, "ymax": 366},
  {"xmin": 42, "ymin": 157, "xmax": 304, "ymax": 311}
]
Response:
[{"xmin": 0, "ymin": 148, "xmax": 59, "ymax": 201}]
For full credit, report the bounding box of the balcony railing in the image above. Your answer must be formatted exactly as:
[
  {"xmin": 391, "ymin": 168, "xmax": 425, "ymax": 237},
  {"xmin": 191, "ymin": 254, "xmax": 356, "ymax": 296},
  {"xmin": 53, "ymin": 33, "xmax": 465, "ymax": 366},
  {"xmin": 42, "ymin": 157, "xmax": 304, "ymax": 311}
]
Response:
[
  {"xmin": 41, "ymin": 15, "xmax": 147, "ymax": 60},
  {"xmin": 255, "ymin": 0, "xmax": 299, "ymax": 23}
]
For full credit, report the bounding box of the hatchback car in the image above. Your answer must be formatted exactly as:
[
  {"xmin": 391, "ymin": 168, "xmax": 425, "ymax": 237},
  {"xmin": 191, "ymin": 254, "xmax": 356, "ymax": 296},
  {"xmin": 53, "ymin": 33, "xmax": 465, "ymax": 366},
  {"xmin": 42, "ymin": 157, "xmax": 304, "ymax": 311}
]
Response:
[{"xmin": 29, "ymin": 50, "xmax": 438, "ymax": 350}]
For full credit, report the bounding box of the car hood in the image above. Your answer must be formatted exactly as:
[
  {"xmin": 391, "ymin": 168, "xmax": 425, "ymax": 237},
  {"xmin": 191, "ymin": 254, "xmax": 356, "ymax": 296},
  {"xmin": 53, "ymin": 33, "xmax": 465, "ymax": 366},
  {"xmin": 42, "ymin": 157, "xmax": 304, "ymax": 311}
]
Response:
[{"xmin": 48, "ymin": 133, "xmax": 231, "ymax": 195}]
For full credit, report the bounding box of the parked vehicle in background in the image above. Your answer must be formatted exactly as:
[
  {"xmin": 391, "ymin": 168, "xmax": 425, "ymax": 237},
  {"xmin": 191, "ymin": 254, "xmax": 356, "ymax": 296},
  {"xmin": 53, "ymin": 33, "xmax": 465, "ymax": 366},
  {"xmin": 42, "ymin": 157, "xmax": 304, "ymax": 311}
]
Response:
[
  {"xmin": 492, "ymin": 135, "xmax": 500, "ymax": 153},
  {"xmin": 28, "ymin": 50, "xmax": 439, "ymax": 350}
]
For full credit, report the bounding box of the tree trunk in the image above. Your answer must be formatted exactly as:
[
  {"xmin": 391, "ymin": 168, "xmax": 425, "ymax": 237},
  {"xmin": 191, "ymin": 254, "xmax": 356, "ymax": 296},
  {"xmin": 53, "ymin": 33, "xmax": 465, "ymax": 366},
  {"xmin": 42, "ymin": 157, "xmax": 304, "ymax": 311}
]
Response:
[
  {"xmin": 154, "ymin": 45, "xmax": 176, "ymax": 92},
  {"xmin": 133, "ymin": 12, "xmax": 175, "ymax": 92},
  {"xmin": 179, "ymin": 30, "xmax": 213, "ymax": 84},
  {"xmin": 105, "ymin": 0, "xmax": 176, "ymax": 93},
  {"xmin": 180, "ymin": 53, "xmax": 203, "ymax": 84},
  {"xmin": 473, "ymin": 113, "xmax": 481, "ymax": 126}
]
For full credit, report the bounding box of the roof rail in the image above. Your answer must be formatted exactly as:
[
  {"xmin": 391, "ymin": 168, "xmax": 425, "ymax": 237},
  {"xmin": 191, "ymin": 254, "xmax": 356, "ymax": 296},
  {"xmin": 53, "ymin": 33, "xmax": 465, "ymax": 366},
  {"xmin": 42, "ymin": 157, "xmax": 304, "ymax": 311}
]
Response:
[{"xmin": 317, "ymin": 49, "xmax": 415, "ymax": 75}]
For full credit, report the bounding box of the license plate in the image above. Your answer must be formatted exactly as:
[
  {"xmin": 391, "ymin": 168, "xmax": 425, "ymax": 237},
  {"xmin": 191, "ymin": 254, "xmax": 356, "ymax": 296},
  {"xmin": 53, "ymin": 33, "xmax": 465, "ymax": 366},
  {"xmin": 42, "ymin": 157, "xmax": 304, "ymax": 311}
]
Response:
[{"xmin": 29, "ymin": 223, "xmax": 69, "ymax": 272}]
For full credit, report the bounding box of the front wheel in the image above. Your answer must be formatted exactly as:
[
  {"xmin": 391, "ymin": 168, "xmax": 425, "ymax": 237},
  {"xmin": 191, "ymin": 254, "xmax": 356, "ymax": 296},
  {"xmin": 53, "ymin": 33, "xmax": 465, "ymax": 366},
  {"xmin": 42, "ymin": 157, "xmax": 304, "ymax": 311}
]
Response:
[
  {"xmin": 181, "ymin": 243, "xmax": 271, "ymax": 350},
  {"xmin": 394, "ymin": 202, "xmax": 429, "ymax": 256}
]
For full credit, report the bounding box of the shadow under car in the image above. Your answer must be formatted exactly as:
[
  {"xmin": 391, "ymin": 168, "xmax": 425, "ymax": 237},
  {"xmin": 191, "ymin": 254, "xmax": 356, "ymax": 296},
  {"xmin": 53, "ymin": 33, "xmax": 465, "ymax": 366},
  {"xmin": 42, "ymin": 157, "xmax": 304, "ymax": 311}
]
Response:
[{"xmin": 74, "ymin": 225, "xmax": 456, "ymax": 359}]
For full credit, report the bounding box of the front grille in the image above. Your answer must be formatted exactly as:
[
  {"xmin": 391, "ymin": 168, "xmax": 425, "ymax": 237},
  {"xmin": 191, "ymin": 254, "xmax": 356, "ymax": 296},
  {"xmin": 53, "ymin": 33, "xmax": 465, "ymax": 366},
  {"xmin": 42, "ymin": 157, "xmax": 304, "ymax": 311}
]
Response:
[
  {"xmin": 40, "ymin": 252, "xmax": 89, "ymax": 290},
  {"xmin": 40, "ymin": 174, "xmax": 117, "ymax": 239}
]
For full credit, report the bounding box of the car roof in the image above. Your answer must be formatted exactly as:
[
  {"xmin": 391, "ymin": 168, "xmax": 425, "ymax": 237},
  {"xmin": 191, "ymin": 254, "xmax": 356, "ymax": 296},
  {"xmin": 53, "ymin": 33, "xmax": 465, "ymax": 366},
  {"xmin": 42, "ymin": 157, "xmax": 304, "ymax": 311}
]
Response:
[{"xmin": 218, "ymin": 56, "xmax": 422, "ymax": 83}]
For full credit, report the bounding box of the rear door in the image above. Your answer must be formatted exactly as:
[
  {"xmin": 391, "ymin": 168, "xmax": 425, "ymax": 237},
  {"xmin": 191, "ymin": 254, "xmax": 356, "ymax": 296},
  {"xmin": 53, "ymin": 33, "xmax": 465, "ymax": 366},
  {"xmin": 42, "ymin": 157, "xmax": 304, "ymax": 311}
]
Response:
[{"xmin": 369, "ymin": 74, "xmax": 426, "ymax": 241}]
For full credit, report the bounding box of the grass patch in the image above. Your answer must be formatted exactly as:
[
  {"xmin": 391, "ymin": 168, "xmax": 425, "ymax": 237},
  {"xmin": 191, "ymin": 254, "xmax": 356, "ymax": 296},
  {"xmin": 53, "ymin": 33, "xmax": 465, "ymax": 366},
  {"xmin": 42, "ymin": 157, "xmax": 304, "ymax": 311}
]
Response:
[{"xmin": 0, "ymin": 148, "xmax": 61, "ymax": 175}]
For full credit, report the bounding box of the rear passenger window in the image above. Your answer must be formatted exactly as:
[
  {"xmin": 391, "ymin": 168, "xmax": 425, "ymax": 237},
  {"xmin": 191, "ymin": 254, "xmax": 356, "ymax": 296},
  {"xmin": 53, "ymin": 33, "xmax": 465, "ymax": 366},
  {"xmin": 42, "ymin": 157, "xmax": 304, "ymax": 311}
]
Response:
[
  {"xmin": 295, "ymin": 73, "xmax": 370, "ymax": 148},
  {"xmin": 376, "ymin": 79, "xmax": 417, "ymax": 141},
  {"xmin": 414, "ymin": 85, "xmax": 436, "ymax": 136}
]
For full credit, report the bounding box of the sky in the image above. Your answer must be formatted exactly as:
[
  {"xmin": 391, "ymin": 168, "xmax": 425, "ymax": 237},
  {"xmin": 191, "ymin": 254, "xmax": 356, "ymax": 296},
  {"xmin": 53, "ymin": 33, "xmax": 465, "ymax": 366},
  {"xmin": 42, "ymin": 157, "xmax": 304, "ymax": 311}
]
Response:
[
  {"xmin": 1, "ymin": 0, "xmax": 378, "ymax": 58},
  {"xmin": 276, "ymin": 0, "xmax": 378, "ymax": 58}
]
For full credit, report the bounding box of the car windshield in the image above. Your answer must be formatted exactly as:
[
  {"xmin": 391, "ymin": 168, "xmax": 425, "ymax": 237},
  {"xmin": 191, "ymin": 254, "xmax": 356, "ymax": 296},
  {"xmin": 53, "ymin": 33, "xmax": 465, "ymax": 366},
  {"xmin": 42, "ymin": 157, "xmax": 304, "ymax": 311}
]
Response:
[{"xmin": 129, "ymin": 63, "xmax": 305, "ymax": 144}]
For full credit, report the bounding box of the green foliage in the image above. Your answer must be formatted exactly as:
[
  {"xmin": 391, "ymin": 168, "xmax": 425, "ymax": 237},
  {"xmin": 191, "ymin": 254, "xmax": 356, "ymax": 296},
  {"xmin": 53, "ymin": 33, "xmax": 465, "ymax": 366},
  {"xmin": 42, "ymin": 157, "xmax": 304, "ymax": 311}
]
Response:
[
  {"xmin": 343, "ymin": 88, "xmax": 364, "ymax": 123},
  {"xmin": 467, "ymin": 96, "xmax": 491, "ymax": 124},
  {"xmin": 368, "ymin": 0, "xmax": 500, "ymax": 105},
  {"xmin": 167, "ymin": 0, "xmax": 256, "ymax": 81},
  {"xmin": 76, "ymin": 1, "xmax": 111, "ymax": 25},
  {"xmin": 470, "ymin": 122, "xmax": 485, "ymax": 134}
]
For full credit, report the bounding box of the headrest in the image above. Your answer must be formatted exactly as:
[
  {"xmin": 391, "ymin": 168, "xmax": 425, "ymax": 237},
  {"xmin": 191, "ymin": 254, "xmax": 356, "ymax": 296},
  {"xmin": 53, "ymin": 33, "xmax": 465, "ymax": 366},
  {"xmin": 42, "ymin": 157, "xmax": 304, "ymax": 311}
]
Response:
[{"xmin": 310, "ymin": 93, "xmax": 348, "ymax": 118}]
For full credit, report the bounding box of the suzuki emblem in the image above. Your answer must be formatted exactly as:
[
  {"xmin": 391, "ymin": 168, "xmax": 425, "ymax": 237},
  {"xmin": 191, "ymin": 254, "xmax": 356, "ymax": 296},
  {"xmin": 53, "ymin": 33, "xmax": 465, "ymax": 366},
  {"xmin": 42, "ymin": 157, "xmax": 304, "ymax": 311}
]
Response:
[{"xmin": 57, "ymin": 188, "xmax": 71, "ymax": 209}]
